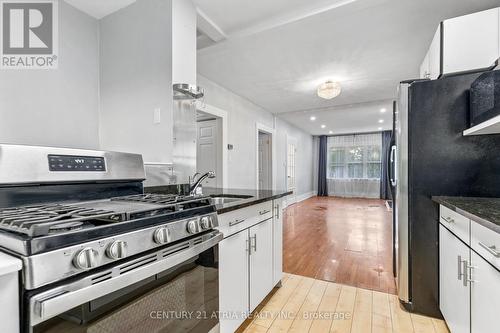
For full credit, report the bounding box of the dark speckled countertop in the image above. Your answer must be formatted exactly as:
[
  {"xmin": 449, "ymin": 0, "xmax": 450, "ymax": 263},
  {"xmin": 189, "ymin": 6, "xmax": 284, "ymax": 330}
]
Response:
[
  {"xmin": 145, "ymin": 186, "xmax": 292, "ymax": 215},
  {"xmin": 432, "ymin": 196, "xmax": 500, "ymax": 234}
]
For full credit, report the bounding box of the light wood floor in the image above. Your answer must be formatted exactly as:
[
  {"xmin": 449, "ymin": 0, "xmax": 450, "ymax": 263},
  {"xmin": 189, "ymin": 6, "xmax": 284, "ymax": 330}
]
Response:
[
  {"xmin": 283, "ymin": 197, "xmax": 396, "ymax": 294},
  {"xmin": 238, "ymin": 273, "xmax": 449, "ymax": 333}
]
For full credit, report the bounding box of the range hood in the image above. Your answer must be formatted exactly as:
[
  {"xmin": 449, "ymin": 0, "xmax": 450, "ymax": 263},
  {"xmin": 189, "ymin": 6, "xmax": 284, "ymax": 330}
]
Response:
[{"xmin": 173, "ymin": 83, "xmax": 204, "ymax": 100}]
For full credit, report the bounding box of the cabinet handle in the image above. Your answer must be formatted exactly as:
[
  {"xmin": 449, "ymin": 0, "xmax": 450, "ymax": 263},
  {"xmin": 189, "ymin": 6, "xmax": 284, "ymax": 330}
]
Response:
[
  {"xmin": 229, "ymin": 218, "xmax": 246, "ymax": 227},
  {"xmin": 259, "ymin": 210, "xmax": 270, "ymax": 216},
  {"xmin": 462, "ymin": 259, "xmax": 468, "ymax": 287},
  {"xmin": 478, "ymin": 242, "xmax": 500, "ymax": 257},
  {"xmin": 457, "ymin": 255, "xmax": 464, "ymax": 280},
  {"xmin": 444, "ymin": 216, "xmax": 455, "ymax": 224},
  {"xmin": 246, "ymin": 238, "xmax": 251, "ymax": 255},
  {"xmin": 276, "ymin": 204, "xmax": 280, "ymax": 219},
  {"xmin": 251, "ymin": 234, "xmax": 257, "ymax": 252}
]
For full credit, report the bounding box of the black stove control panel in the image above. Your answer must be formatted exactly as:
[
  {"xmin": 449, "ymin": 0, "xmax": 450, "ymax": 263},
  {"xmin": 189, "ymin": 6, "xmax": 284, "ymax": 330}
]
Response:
[{"xmin": 48, "ymin": 155, "xmax": 106, "ymax": 172}]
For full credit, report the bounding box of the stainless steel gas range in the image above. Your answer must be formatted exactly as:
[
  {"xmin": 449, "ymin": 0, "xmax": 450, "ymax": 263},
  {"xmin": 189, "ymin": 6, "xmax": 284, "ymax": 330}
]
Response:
[{"xmin": 0, "ymin": 144, "xmax": 222, "ymax": 333}]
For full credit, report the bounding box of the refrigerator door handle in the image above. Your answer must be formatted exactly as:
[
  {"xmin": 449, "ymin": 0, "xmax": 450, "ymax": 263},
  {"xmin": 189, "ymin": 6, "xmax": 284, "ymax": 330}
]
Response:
[{"xmin": 390, "ymin": 145, "xmax": 397, "ymax": 187}]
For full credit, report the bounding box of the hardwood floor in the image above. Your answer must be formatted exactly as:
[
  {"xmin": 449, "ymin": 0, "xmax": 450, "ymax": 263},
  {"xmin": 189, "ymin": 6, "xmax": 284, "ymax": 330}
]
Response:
[
  {"xmin": 283, "ymin": 196, "xmax": 396, "ymax": 294},
  {"xmin": 239, "ymin": 273, "xmax": 449, "ymax": 333}
]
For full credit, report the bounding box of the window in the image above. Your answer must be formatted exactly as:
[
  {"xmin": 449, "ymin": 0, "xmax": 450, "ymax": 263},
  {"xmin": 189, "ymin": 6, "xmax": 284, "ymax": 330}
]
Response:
[{"xmin": 327, "ymin": 134, "xmax": 382, "ymax": 180}]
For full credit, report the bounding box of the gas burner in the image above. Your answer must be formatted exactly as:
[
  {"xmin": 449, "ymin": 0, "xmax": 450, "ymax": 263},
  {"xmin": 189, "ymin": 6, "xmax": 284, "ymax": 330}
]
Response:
[
  {"xmin": 112, "ymin": 193, "xmax": 180, "ymax": 205},
  {"xmin": 49, "ymin": 221, "xmax": 84, "ymax": 233}
]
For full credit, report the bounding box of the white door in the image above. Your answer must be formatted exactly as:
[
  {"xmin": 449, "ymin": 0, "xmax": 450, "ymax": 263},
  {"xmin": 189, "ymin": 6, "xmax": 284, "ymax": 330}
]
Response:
[
  {"xmin": 470, "ymin": 251, "xmax": 500, "ymax": 333},
  {"xmin": 439, "ymin": 225, "xmax": 470, "ymax": 333},
  {"xmin": 287, "ymin": 138, "xmax": 297, "ymax": 203},
  {"xmin": 197, "ymin": 119, "xmax": 219, "ymax": 187},
  {"xmin": 258, "ymin": 132, "xmax": 272, "ymax": 190},
  {"xmin": 249, "ymin": 219, "xmax": 274, "ymax": 312},
  {"xmin": 219, "ymin": 231, "xmax": 249, "ymax": 333},
  {"xmin": 272, "ymin": 198, "xmax": 283, "ymax": 286}
]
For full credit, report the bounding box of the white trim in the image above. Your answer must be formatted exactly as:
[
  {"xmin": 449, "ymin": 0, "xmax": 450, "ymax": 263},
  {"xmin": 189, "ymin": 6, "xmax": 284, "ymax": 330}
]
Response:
[
  {"xmin": 196, "ymin": 7, "xmax": 227, "ymax": 42},
  {"xmin": 283, "ymin": 191, "xmax": 315, "ymax": 208},
  {"xmin": 286, "ymin": 135, "xmax": 298, "ymax": 202},
  {"xmin": 196, "ymin": 102, "xmax": 228, "ymax": 188},
  {"xmin": 256, "ymin": 122, "xmax": 276, "ymax": 190}
]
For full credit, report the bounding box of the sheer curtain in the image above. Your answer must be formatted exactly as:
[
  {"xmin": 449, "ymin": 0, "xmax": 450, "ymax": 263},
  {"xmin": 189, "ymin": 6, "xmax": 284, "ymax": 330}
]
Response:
[{"xmin": 326, "ymin": 133, "xmax": 382, "ymax": 198}]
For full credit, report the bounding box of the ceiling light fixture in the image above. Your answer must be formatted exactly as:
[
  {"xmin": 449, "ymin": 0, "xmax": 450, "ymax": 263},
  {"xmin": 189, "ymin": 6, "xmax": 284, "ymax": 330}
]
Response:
[
  {"xmin": 317, "ymin": 81, "xmax": 341, "ymax": 100},
  {"xmin": 329, "ymin": 130, "xmax": 333, "ymax": 134},
  {"xmin": 380, "ymin": 108, "xmax": 387, "ymax": 113},
  {"xmin": 321, "ymin": 124, "xmax": 326, "ymax": 129},
  {"xmin": 378, "ymin": 119, "xmax": 384, "ymax": 123},
  {"xmin": 310, "ymin": 116, "xmax": 316, "ymax": 121},
  {"xmin": 378, "ymin": 127, "xmax": 383, "ymax": 131}
]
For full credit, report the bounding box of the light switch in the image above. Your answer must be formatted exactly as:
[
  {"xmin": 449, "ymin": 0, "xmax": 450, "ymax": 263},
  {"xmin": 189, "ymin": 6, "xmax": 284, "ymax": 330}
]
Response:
[{"xmin": 153, "ymin": 108, "xmax": 161, "ymax": 124}]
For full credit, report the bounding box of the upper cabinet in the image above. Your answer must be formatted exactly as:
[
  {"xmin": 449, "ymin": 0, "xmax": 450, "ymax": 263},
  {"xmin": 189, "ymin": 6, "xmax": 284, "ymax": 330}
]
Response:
[{"xmin": 420, "ymin": 7, "xmax": 500, "ymax": 79}]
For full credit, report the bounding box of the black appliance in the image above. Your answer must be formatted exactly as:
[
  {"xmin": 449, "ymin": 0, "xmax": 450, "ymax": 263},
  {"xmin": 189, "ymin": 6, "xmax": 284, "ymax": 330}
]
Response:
[
  {"xmin": 391, "ymin": 73, "xmax": 500, "ymax": 317},
  {"xmin": 469, "ymin": 70, "xmax": 500, "ymax": 127}
]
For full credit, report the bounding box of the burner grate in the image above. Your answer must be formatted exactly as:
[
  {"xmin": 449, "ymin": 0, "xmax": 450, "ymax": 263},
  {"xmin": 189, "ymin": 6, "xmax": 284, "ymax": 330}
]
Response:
[
  {"xmin": 112, "ymin": 193, "xmax": 180, "ymax": 205},
  {"xmin": 0, "ymin": 204, "xmax": 124, "ymax": 237}
]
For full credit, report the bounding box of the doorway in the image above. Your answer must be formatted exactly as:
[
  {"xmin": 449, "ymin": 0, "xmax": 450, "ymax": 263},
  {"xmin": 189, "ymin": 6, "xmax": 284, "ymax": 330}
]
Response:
[
  {"xmin": 196, "ymin": 110, "xmax": 222, "ymax": 188},
  {"xmin": 258, "ymin": 131, "xmax": 272, "ymax": 190}
]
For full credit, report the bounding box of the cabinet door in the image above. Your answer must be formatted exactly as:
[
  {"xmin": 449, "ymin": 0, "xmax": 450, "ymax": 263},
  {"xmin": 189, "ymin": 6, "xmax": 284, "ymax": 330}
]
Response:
[
  {"xmin": 219, "ymin": 230, "xmax": 249, "ymax": 333},
  {"xmin": 443, "ymin": 8, "xmax": 499, "ymax": 75},
  {"xmin": 272, "ymin": 199, "xmax": 283, "ymax": 286},
  {"xmin": 428, "ymin": 25, "xmax": 441, "ymax": 79},
  {"xmin": 249, "ymin": 218, "xmax": 274, "ymax": 312},
  {"xmin": 470, "ymin": 251, "xmax": 500, "ymax": 333},
  {"xmin": 439, "ymin": 225, "xmax": 470, "ymax": 333},
  {"xmin": 420, "ymin": 51, "xmax": 430, "ymax": 79}
]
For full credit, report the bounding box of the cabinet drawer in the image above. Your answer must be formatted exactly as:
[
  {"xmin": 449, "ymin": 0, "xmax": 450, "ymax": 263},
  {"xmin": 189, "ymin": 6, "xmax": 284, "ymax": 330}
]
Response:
[
  {"xmin": 471, "ymin": 221, "xmax": 500, "ymax": 270},
  {"xmin": 440, "ymin": 205, "xmax": 470, "ymax": 245},
  {"xmin": 217, "ymin": 201, "xmax": 273, "ymax": 238}
]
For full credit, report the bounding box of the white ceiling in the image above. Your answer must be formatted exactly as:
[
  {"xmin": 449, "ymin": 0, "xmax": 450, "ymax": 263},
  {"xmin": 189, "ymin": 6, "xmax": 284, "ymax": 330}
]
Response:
[
  {"xmin": 64, "ymin": 0, "xmax": 136, "ymax": 19},
  {"xmin": 196, "ymin": 0, "xmax": 500, "ymax": 135}
]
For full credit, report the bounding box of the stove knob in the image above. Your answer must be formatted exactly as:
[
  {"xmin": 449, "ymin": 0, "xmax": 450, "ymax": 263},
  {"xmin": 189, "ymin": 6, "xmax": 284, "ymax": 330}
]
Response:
[
  {"xmin": 200, "ymin": 216, "xmax": 211, "ymax": 230},
  {"xmin": 106, "ymin": 240, "xmax": 127, "ymax": 260},
  {"xmin": 187, "ymin": 220, "xmax": 198, "ymax": 234},
  {"xmin": 154, "ymin": 227, "xmax": 171, "ymax": 244},
  {"xmin": 73, "ymin": 247, "xmax": 99, "ymax": 270}
]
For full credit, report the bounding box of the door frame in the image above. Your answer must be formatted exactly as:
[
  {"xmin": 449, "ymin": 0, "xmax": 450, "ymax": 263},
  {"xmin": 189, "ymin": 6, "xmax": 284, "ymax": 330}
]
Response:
[
  {"xmin": 196, "ymin": 102, "xmax": 228, "ymax": 188},
  {"xmin": 255, "ymin": 123, "xmax": 276, "ymax": 190},
  {"xmin": 286, "ymin": 134, "xmax": 298, "ymax": 205}
]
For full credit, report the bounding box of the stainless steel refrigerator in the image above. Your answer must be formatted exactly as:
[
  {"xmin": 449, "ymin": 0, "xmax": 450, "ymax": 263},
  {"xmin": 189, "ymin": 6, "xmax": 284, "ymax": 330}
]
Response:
[{"xmin": 390, "ymin": 72, "xmax": 500, "ymax": 317}]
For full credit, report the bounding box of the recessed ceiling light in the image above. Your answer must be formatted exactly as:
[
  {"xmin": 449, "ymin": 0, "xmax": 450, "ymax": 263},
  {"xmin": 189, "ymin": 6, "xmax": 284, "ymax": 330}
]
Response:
[
  {"xmin": 310, "ymin": 116, "xmax": 316, "ymax": 121},
  {"xmin": 378, "ymin": 119, "xmax": 384, "ymax": 123},
  {"xmin": 321, "ymin": 124, "xmax": 326, "ymax": 129},
  {"xmin": 378, "ymin": 127, "xmax": 383, "ymax": 131},
  {"xmin": 317, "ymin": 81, "xmax": 341, "ymax": 99},
  {"xmin": 329, "ymin": 130, "xmax": 333, "ymax": 134},
  {"xmin": 380, "ymin": 108, "xmax": 387, "ymax": 113}
]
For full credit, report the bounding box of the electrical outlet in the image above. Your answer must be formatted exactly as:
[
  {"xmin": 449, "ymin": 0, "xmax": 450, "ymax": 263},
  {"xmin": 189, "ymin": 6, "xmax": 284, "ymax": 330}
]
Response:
[{"xmin": 153, "ymin": 108, "xmax": 161, "ymax": 124}]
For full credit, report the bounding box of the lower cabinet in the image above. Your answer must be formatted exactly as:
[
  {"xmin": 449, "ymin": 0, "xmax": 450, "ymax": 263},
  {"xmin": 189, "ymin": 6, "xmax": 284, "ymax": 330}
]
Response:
[
  {"xmin": 249, "ymin": 218, "xmax": 274, "ymax": 312},
  {"xmin": 470, "ymin": 251, "xmax": 500, "ymax": 333},
  {"xmin": 219, "ymin": 230, "xmax": 250, "ymax": 333},
  {"xmin": 219, "ymin": 201, "xmax": 283, "ymax": 333},
  {"xmin": 439, "ymin": 225, "xmax": 470, "ymax": 333}
]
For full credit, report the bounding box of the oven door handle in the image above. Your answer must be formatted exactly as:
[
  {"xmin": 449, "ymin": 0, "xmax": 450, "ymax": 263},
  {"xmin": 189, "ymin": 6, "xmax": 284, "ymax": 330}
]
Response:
[{"xmin": 29, "ymin": 231, "xmax": 223, "ymax": 327}]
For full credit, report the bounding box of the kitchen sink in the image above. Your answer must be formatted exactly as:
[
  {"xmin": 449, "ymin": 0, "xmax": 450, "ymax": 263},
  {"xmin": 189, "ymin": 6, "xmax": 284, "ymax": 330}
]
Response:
[{"xmin": 209, "ymin": 194, "xmax": 253, "ymax": 205}]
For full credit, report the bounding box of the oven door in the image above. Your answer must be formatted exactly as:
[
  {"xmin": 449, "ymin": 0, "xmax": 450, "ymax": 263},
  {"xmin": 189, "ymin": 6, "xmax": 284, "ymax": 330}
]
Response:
[{"xmin": 26, "ymin": 231, "xmax": 222, "ymax": 333}]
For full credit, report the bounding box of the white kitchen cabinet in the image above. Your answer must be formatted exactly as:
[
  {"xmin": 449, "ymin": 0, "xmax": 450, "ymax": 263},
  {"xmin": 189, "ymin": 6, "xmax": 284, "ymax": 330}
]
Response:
[
  {"xmin": 272, "ymin": 198, "xmax": 283, "ymax": 286},
  {"xmin": 428, "ymin": 26, "xmax": 441, "ymax": 79},
  {"xmin": 249, "ymin": 218, "xmax": 274, "ymax": 312},
  {"xmin": 0, "ymin": 252, "xmax": 22, "ymax": 333},
  {"xmin": 219, "ymin": 230, "xmax": 250, "ymax": 333},
  {"xmin": 439, "ymin": 225, "xmax": 470, "ymax": 333},
  {"xmin": 442, "ymin": 8, "xmax": 499, "ymax": 75},
  {"xmin": 470, "ymin": 251, "xmax": 500, "ymax": 333},
  {"xmin": 420, "ymin": 50, "xmax": 430, "ymax": 79}
]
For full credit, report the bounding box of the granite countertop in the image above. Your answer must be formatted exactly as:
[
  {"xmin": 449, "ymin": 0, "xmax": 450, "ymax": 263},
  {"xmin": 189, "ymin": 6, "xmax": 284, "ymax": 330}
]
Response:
[
  {"xmin": 432, "ymin": 196, "xmax": 500, "ymax": 234},
  {"xmin": 145, "ymin": 186, "xmax": 292, "ymax": 214}
]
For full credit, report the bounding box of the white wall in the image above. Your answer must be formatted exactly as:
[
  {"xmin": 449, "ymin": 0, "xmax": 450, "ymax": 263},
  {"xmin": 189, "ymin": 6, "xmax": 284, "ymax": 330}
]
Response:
[
  {"xmin": 0, "ymin": 1, "xmax": 100, "ymax": 149},
  {"xmin": 172, "ymin": 0, "xmax": 197, "ymax": 85},
  {"xmin": 198, "ymin": 74, "xmax": 314, "ymax": 195},
  {"xmin": 98, "ymin": 0, "xmax": 173, "ymax": 163}
]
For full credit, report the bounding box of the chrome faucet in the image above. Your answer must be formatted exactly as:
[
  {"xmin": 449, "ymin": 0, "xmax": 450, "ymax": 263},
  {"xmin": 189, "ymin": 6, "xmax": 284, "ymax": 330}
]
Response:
[{"xmin": 190, "ymin": 171, "xmax": 216, "ymax": 195}]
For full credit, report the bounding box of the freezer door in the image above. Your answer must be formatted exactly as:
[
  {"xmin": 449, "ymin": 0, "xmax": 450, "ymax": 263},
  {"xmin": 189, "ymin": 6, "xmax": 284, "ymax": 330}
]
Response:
[{"xmin": 395, "ymin": 83, "xmax": 410, "ymax": 303}]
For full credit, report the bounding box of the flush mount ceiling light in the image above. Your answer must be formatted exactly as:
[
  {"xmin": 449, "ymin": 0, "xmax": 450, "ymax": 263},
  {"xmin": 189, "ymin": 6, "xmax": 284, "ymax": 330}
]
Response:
[
  {"xmin": 321, "ymin": 124, "xmax": 326, "ymax": 129},
  {"xmin": 317, "ymin": 81, "xmax": 341, "ymax": 100},
  {"xmin": 378, "ymin": 119, "xmax": 384, "ymax": 123},
  {"xmin": 329, "ymin": 130, "xmax": 333, "ymax": 134},
  {"xmin": 310, "ymin": 116, "xmax": 316, "ymax": 121},
  {"xmin": 380, "ymin": 108, "xmax": 387, "ymax": 113}
]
